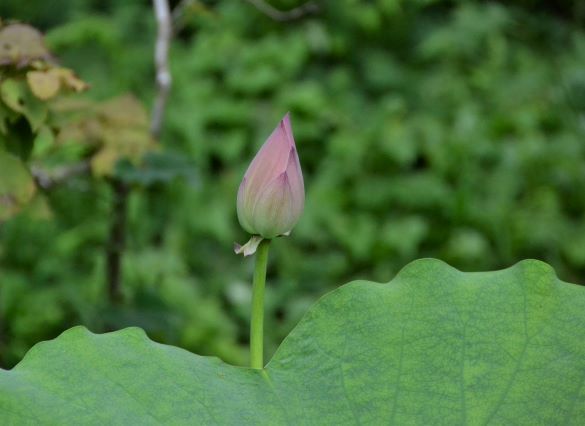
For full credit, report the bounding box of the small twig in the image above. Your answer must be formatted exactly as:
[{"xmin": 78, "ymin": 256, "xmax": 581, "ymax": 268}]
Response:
[
  {"xmin": 171, "ymin": 0, "xmax": 194, "ymax": 31},
  {"xmin": 31, "ymin": 161, "xmax": 90, "ymax": 190},
  {"xmin": 0, "ymin": 295, "xmax": 4, "ymax": 368},
  {"xmin": 106, "ymin": 180, "xmax": 129, "ymax": 305},
  {"xmin": 245, "ymin": 0, "xmax": 319, "ymax": 22},
  {"xmin": 151, "ymin": 0, "xmax": 173, "ymax": 139},
  {"xmin": 103, "ymin": 0, "xmax": 174, "ymax": 307}
]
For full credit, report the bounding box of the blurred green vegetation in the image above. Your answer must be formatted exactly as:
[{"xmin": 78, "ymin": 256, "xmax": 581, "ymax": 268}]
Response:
[{"xmin": 1, "ymin": 0, "xmax": 584, "ymax": 368}]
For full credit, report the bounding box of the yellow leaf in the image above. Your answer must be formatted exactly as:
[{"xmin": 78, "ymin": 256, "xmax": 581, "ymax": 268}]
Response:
[
  {"xmin": 0, "ymin": 24, "xmax": 51, "ymax": 67},
  {"xmin": 27, "ymin": 70, "xmax": 61, "ymax": 100},
  {"xmin": 49, "ymin": 68, "xmax": 89, "ymax": 93},
  {"xmin": 90, "ymin": 146, "xmax": 118, "ymax": 177},
  {"xmin": 99, "ymin": 94, "xmax": 149, "ymax": 128}
]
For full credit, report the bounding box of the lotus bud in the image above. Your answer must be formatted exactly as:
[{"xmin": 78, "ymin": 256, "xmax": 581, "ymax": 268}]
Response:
[{"xmin": 235, "ymin": 113, "xmax": 304, "ymax": 254}]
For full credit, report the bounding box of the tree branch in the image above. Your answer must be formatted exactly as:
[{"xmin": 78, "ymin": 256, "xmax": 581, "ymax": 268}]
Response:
[
  {"xmin": 31, "ymin": 161, "xmax": 90, "ymax": 190},
  {"xmin": 106, "ymin": 179, "xmax": 128, "ymax": 305},
  {"xmin": 245, "ymin": 0, "xmax": 319, "ymax": 22},
  {"xmin": 151, "ymin": 0, "xmax": 173, "ymax": 139}
]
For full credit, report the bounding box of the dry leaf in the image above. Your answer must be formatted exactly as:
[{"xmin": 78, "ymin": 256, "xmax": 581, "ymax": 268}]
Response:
[{"xmin": 27, "ymin": 70, "xmax": 61, "ymax": 100}]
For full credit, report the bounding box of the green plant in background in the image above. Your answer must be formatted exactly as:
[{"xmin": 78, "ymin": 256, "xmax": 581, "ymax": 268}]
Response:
[
  {"xmin": 0, "ymin": 19, "xmax": 170, "ymax": 366},
  {"xmin": 0, "ymin": 22, "xmax": 88, "ymax": 219},
  {"xmin": 0, "ymin": 21, "xmax": 156, "ymax": 221},
  {"xmin": 0, "ymin": 17, "xmax": 200, "ymax": 366},
  {"xmin": 1, "ymin": 0, "xmax": 585, "ymax": 376},
  {"xmin": 0, "ymin": 1, "xmax": 585, "ymax": 423}
]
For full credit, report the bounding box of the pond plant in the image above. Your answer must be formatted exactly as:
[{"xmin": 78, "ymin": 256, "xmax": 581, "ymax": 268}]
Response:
[{"xmin": 1, "ymin": 115, "xmax": 584, "ymax": 425}]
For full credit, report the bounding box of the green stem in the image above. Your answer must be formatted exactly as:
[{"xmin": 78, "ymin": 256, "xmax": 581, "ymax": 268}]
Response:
[{"xmin": 250, "ymin": 239, "xmax": 271, "ymax": 369}]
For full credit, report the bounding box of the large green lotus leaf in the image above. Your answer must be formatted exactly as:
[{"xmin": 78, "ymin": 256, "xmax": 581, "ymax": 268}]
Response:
[{"xmin": 1, "ymin": 259, "xmax": 584, "ymax": 424}]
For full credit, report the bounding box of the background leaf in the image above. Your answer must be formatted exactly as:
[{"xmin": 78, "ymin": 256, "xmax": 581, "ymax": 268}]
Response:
[
  {"xmin": 0, "ymin": 151, "xmax": 36, "ymax": 220},
  {"xmin": 1, "ymin": 259, "xmax": 584, "ymax": 424},
  {"xmin": 0, "ymin": 24, "xmax": 51, "ymax": 66},
  {"xmin": 2, "ymin": 0, "xmax": 585, "ymax": 375},
  {"xmin": 26, "ymin": 70, "xmax": 61, "ymax": 100},
  {"xmin": 0, "ymin": 78, "xmax": 47, "ymax": 131}
]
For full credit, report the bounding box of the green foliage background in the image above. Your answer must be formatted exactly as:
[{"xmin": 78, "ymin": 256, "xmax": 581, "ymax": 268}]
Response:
[{"xmin": 1, "ymin": 0, "xmax": 584, "ymax": 368}]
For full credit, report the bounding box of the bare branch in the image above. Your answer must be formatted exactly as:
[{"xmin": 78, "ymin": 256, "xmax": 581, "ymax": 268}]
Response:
[
  {"xmin": 31, "ymin": 161, "xmax": 90, "ymax": 190},
  {"xmin": 245, "ymin": 0, "xmax": 319, "ymax": 22},
  {"xmin": 151, "ymin": 0, "xmax": 173, "ymax": 139},
  {"xmin": 172, "ymin": 0, "xmax": 191, "ymax": 23},
  {"xmin": 172, "ymin": 0, "xmax": 195, "ymax": 32}
]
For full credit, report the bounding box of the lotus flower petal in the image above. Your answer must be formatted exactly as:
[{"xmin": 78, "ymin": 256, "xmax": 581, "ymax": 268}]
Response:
[{"xmin": 236, "ymin": 113, "xmax": 304, "ymax": 240}]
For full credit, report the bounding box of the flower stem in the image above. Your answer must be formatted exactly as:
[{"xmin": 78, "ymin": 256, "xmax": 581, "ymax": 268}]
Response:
[{"xmin": 250, "ymin": 238, "xmax": 270, "ymax": 369}]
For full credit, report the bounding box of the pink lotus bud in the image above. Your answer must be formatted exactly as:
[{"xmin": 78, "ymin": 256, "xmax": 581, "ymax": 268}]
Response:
[{"xmin": 237, "ymin": 113, "xmax": 304, "ymax": 239}]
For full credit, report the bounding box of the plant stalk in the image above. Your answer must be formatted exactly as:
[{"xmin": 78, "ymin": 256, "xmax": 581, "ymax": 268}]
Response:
[
  {"xmin": 250, "ymin": 239, "xmax": 270, "ymax": 369},
  {"xmin": 106, "ymin": 179, "xmax": 129, "ymax": 305}
]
